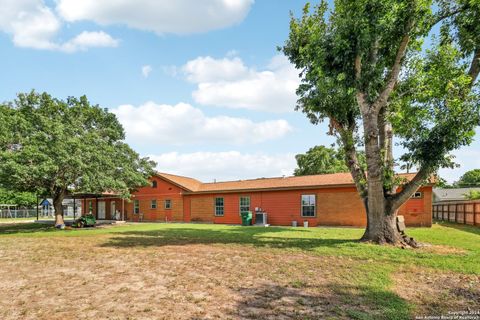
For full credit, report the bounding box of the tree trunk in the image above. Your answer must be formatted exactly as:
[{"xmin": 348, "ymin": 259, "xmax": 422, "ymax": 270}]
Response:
[
  {"xmin": 360, "ymin": 111, "xmax": 403, "ymax": 244},
  {"xmin": 361, "ymin": 206, "xmax": 401, "ymax": 244},
  {"xmin": 53, "ymin": 189, "xmax": 65, "ymax": 227}
]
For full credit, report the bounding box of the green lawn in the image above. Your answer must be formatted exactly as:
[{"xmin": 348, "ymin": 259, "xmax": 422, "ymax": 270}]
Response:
[
  {"xmin": 0, "ymin": 221, "xmax": 478, "ymax": 319},
  {"xmin": 0, "ymin": 217, "xmax": 36, "ymax": 223}
]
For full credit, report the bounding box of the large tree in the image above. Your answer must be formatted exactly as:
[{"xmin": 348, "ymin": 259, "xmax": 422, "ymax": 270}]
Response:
[
  {"xmin": 282, "ymin": 0, "xmax": 480, "ymax": 245},
  {"xmin": 0, "ymin": 92, "xmax": 156, "ymax": 226}
]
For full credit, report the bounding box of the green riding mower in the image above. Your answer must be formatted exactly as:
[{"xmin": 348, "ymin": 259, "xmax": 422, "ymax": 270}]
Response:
[{"xmin": 72, "ymin": 214, "xmax": 96, "ymax": 228}]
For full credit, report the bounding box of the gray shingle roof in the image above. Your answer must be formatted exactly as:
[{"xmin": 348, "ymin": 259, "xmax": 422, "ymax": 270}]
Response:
[{"xmin": 433, "ymin": 188, "xmax": 480, "ymax": 202}]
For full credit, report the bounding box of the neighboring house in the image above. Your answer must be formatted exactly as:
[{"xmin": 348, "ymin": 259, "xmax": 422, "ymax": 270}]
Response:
[
  {"xmin": 81, "ymin": 172, "xmax": 433, "ymax": 227},
  {"xmin": 433, "ymin": 188, "xmax": 480, "ymax": 203}
]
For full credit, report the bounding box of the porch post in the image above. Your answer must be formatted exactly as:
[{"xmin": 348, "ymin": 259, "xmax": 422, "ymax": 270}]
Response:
[
  {"xmin": 73, "ymin": 196, "xmax": 76, "ymax": 221},
  {"xmin": 36, "ymin": 194, "xmax": 39, "ymax": 221},
  {"xmin": 96, "ymin": 196, "xmax": 99, "ymax": 220},
  {"xmin": 122, "ymin": 198, "xmax": 125, "ymax": 221}
]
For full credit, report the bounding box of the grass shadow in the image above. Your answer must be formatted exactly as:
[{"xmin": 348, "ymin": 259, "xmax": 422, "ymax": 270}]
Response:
[
  {"xmin": 229, "ymin": 282, "xmax": 412, "ymax": 320},
  {"xmin": 99, "ymin": 226, "xmax": 356, "ymax": 252},
  {"xmin": 0, "ymin": 223, "xmax": 54, "ymax": 235},
  {"xmin": 433, "ymin": 221, "xmax": 480, "ymax": 236}
]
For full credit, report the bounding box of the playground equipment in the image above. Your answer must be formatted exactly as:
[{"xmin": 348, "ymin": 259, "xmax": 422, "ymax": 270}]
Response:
[{"xmin": 0, "ymin": 204, "xmax": 17, "ymax": 218}]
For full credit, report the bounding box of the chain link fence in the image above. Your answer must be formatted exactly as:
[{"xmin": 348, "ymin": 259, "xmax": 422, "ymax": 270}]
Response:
[{"xmin": 0, "ymin": 203, "xmax": 82, "ymax": 220}]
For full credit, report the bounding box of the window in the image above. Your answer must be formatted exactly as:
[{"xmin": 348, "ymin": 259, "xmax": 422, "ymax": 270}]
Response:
[
  {"xmin": 165, "ymin": 199, "xmax": 172, "ymax": 209},
  {"xmin": 151, "ymin": 180, "xmax": 157, "ymax": 188},
  {"xmin": 133, "ymin": 200, "xmax": 140, "ymax": 214},
  {"xmin": 239, "ymin": 196, "xmax": 250, "ymax": 214},
  {"xmin": 151, "ymin": 200, "xmax": 157, "ymax": 209},
  {"xmin": 88, "ymin": 201, "xmax": 93, "ymax": 213},
  {"xmin": 411, "ymin": 191, "xmax": 423, "ymax": 199},
  {"xmin": 301, "ymin": 195, "xmax": 316, "ymax": 217},
  {"xmin": 215, "ymin": 197, "xmax": 224, "ymax": 216}
]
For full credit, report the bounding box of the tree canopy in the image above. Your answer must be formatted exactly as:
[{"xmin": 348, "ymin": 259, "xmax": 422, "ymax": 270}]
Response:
[
  {"xmin": 0, "ymin": 91, "xmax": 156, "ymax": 225},
  {"xmin": 457, "ymin": 169, "xmax": 480, "ymax": 187},
  {"xmin": 464, "ymin": 189, "xmax": 480, "ymax": 200},
  {"xmin": 0, "ymin": 188, "xmax": 36, "ymax": 207},
  {"xmin": 294, "ymin": 145, "xmax": 366, "ymax": 176},
  {"xmin": 281, "ymin": 0, "xmax": 480, "ymax": 245}
]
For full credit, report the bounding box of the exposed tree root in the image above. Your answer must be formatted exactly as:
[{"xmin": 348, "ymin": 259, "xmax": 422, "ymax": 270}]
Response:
[{"xmin": 360, "ymin": 230, "xmax": 419, "ymax": 248}]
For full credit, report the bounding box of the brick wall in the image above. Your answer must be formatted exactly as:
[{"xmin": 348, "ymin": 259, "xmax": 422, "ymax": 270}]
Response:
[
  {"xmin": 183, "ymin": 186, "xmax": 432, "ymax": 227},
  {"xmin": 398, "ymin": 187, "xmax": 432, "ymax": 227},
  {"xmin": 126, "ymin": 176, "xmax": 184, "ymax": 222},
  {"xmin": 125, "ymin": 176, "xmax": 432, "ymax": 227}
]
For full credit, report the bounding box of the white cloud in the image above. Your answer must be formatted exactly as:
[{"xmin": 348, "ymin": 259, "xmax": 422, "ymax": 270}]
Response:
[
  {"xmin": 183, "ymin": 55, "xmax": 300, "ymax": 112},
  {"xmin": 182, "ymin": 56, "xmax": 248, "ymax": 83},
  {"xmin": 149, "ymin": 151, "xmax": 296, "ymax": 182},
  {"xmin": 112, "ymin": 101, "xmax": 292, "ymax": 146},
  {"xmin": 0, "ymin": 0, "xmax": 119, "ymax": 52},
  {"xmin": 60, "ymin": 31, "xmax": 119, "ymax": 53},
  {"xmin": 142, "ymin": 65, "xmax": 153, "ymax": 78},
  {"xmin": 56, "ymin": 0, "xmax": 254, "ymax": 35},
  {"xmin": 0, "ymin": 0, "xmax": 60, "ymax": 50}
]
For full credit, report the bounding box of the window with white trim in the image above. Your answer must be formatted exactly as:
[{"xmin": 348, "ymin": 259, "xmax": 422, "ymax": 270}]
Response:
[
  {"xmin": 151, "ymin": 200, "xmax": 157, "ymax": 209},
  {"xmin": 301, "ymin": 195, "xmax": 316, "ymax": 217},
  {"xmin": 215, "ymin": 197, "xmax": 224, "ymax": 216},
  {"xmin": 239, "ymin": 196, "xmax": 250, "ymax": 214},
  {"xmin": 165, "ymin": 199, "xmax": 172, "ymax": 209}
]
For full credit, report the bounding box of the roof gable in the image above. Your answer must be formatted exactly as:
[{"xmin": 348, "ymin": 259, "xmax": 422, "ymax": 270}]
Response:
[{"xmin": 155, "ymin": 172, "xmax": 202, "ymax": 192}]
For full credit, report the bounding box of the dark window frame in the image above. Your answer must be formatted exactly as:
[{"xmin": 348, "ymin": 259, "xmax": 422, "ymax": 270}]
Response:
[{"xmin": 215, "ymin": 197, "xmax": 224, "ymax": 216}]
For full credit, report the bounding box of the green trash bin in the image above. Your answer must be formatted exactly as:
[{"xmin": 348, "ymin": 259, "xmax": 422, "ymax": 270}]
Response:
[{"xmin": 241, "ymin": 211, "xmax": 252, "ymax": 226}]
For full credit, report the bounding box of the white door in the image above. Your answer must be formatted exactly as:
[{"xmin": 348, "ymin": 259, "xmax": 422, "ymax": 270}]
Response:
[
  {"xmin": 98, "ymin": 201, "xmax": 106, "ymax": 219},
  {"xmin": 111, "ymin": 201, "xmax": 118, "ymax": 220}
]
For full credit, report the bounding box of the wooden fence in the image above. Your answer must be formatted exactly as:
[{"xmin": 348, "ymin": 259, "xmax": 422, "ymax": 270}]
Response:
[{"xmin": 432, "ymin": 201, "xmax": 480, "ymax": 226}]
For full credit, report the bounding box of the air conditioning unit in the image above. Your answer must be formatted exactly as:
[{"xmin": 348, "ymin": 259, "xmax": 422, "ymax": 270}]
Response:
[{"xmin": 255, "ymin": 212, "xmax": 267, "ymax": 226}]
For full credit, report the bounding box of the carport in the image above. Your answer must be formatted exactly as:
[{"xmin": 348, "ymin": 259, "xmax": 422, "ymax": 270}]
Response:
[{"xmin": 35, "ymin": 192, "xmax": 125, "ymax": 221}]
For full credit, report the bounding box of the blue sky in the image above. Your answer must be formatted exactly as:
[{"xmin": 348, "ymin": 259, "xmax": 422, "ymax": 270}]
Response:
[{"xmin": 0, "ymin": 0, "xmax": 478, "ymax": 183}]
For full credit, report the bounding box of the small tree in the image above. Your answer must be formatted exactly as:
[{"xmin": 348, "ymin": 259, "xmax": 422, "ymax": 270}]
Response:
[
  {"xmin": 464, "ymin": 190, "xmax": 480, "ymax": 200},
  {"xmin": 0, "ymin": 92, "xmax": 156, "ymax": 226},
  {"xmin": 282, "ymin": 0, "xmax": 480, "ymax": 245},
  {"xmin": 457, "ymin": 169, "xmax": 480, "ymax": 187},
  {"xmin": 0, "ymin": 188, "xmax": 36, "ymax": 207}
]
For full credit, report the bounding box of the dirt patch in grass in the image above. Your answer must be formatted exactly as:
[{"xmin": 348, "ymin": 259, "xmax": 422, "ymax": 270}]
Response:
[
  {"xmin": 1, "ymin": 225, "xmax": 476, "ymax": 320},
  {"xmin": 0, "ymin": 234, "xmax": 370, "ymax": 320},
  {"xmin": 393, "ymin": 268, "xmax": 480, "ymax": 316},
  {"xmin": 418, "ymin": 244, "xmax": 468, "ymax": 255}
]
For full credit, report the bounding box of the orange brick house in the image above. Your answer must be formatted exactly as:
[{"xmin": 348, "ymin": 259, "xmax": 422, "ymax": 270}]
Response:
[{"xmin": 81, "ymin": 172, "xmax": 433, "ymax": 227}]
